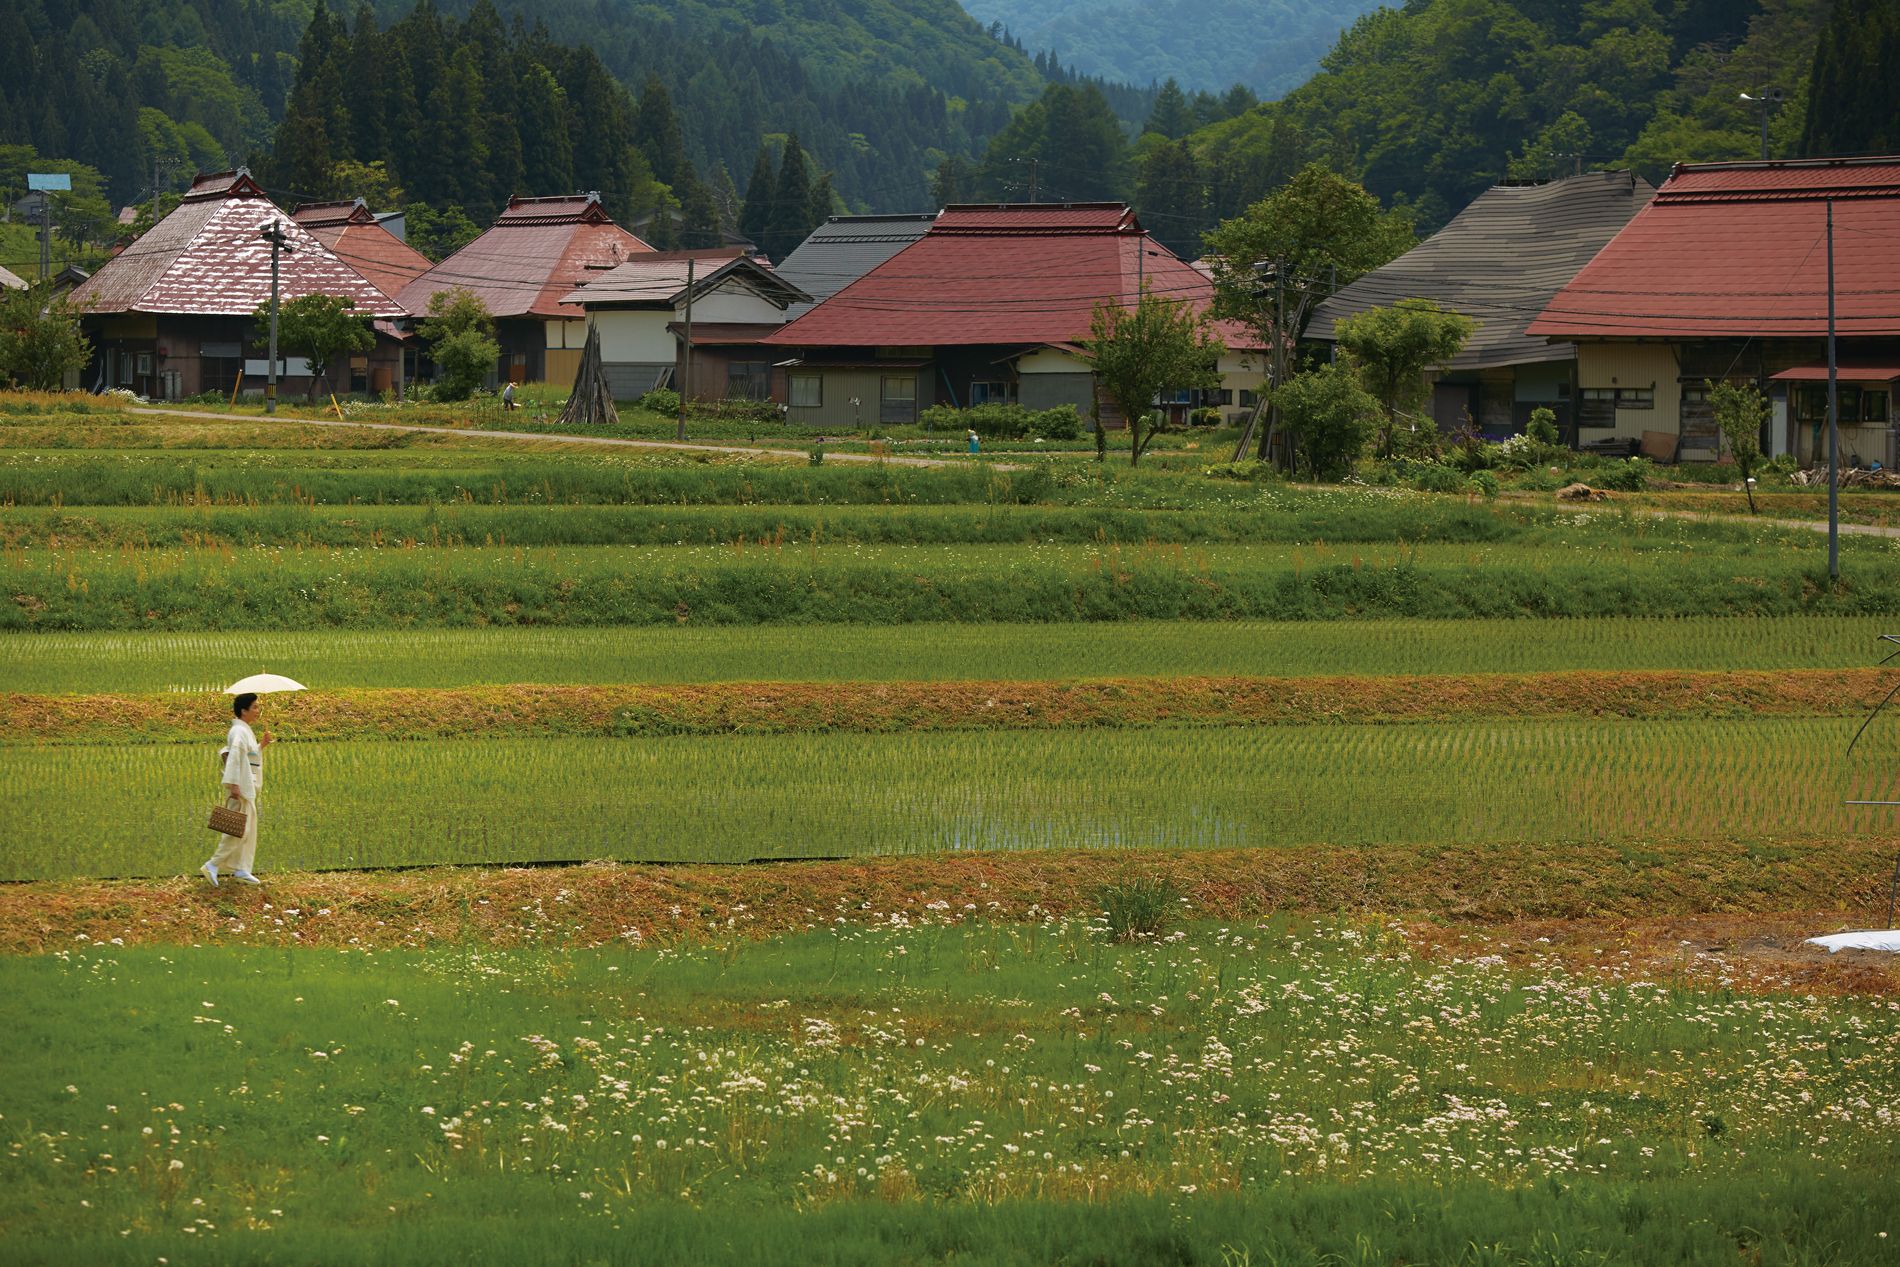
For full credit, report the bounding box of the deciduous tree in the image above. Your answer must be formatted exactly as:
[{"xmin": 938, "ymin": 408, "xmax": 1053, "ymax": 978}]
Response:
[
  {"xmin": 1332, "ymin": 299, "xmax": 1474, "ymax": 458},
  {"xmin": 254, "ymin": 292, "xmax": 374, "ymax": 399},
  {"xmin": 1083, "ymin": 287, "xmax": 1225, "ymax": 467},
  {"xmin": 1710, "ymin": 379, "xmax": 1768, "ymax": 514},
  {"xmin": 418, "ymin": 287, "xmax": 498, "ymax": 401},
  {"xmin": 0, "ymin": 283, "xmax": 93, "ymax": 390}
]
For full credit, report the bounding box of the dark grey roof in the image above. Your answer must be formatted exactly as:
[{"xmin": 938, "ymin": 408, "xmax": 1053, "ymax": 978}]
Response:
[
  {"xmin": 1310, "ymin": 170, "xmax": 1655, "ymax": 370},
  {"xmin": 777, "ymin": 213, "xmax": 936, "ymax": 317}
]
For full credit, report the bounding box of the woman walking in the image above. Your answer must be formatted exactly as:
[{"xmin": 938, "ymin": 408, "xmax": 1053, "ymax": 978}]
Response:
[{"xmin": 202, "ymin": 692, "xmax": 272, "ymax": 885}]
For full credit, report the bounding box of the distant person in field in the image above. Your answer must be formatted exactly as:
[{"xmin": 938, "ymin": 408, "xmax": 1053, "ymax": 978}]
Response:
[
  {"xmin": 502, "ymin": 381, "xmax": 517, "ymax": 411},
  {"xmin": 202, "ymin": 693, "xmax": 272, "ymax": 886},
  {"xmin": 967, "ymin": 428, "xmax": 980, "ymax": 454}
]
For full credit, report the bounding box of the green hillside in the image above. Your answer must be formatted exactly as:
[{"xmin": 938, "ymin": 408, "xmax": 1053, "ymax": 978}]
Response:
[
  {"xmin": 0, "ymin": 0, "xmax": 1049, "ymax": 224},
  {"xmin": 960, "ymin": 0, "xmax": 1382, "ymax": 95},
  {"xmin": 1184, "ymin": 0, "xmax": 1834, "ymax": 231}
]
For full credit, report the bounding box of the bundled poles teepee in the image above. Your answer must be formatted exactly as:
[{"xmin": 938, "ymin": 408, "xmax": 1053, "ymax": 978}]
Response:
[{"xmin": 558, "ymin": 322, "xmax": 618, "ymax": 428}]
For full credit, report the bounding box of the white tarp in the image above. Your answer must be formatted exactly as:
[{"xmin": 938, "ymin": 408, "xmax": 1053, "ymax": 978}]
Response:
[{"xmin": 1805, "ymin": 930, "xmax": 1900, "ymax": 954}]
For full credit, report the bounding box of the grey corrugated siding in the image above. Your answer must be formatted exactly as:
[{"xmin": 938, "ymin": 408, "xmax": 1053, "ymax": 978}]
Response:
[
  {"xmin": 603, "ymin": 362, "xmax": 672, "ymax": 399},
  {"xmin": 1019, "ymin": 373, "xmax": 1094, "ymax": 414},
  {"xmin": 1310, "ymin": 171, "xmax": 1656, "ymax": 372}
]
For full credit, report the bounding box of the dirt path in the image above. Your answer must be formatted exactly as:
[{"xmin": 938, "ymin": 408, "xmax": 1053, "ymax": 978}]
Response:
[
  {"xmin": 7, "ymin": 847, "xmax": 1893, "ymax": 995},
  {"xmin": 1645, "ymin": 508, "xmax": 1900, "ymax": 538},
  {"xmin": 129, "ymin": 405, "xmax": 1009, "ymax": 468}
]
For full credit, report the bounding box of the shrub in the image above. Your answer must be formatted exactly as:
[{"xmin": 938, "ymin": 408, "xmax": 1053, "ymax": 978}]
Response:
[
  {"xmin": 1595, "ymin": 457, "xmax": 1652, "ymax": 492},
  {"xmin": 1527, "ymin": 406, "xmax": 1560, "ymax": 445},
  {"xmin": 641, "ymin": 388, "xmax": 681, "ymax": 416},
  {"xmin": 918, "ymin": 403, "xmax": 1082, "ymax": 441},
  {"xmin": 1411, "ymin": 461, "xmax": 1466, "ymax": 493},
  {"xmin": 1468, "ymin": 469, "xmax": 1500, "ymax": 499},
  {"xmin": 1093, "ymin": 874, "xmax": 1185, "ymax": 942},
  {"xmin": 1273, "ymin": 362, "xmax": 1381, "ymax": 481},
  {"xmin": 1202, "ymin": 459, "xmax": 1275, "ymax": 482}
]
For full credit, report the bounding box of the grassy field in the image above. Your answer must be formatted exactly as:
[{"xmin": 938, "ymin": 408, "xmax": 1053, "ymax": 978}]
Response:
[
  {"xmin": 2, "ymin": 920, "xmax": 1894, "ymax": 1265},
  {"xmin": 6, "ymin": 391, "xmax": 1899, "ymax": 1262},
  {"xmin": 5, "ymin": 716, "xmax": 1895, "ymax": 881}
]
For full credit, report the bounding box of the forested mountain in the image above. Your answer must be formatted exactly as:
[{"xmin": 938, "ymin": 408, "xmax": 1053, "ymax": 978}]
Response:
[
  {"xmin": 0, "ymin": 0, "xmax": 1051, "ymax": 249},
  {"xmin": 1180, "ymin": 0, "xmax": 1837, "ymax": 234},
  {"xmin": 959, "ymin": 0, "xmax": 1383, "ymax": 96},
  {"xmin": 1, "ymin": 0, "xmax": 1870, "ymax": 281}
]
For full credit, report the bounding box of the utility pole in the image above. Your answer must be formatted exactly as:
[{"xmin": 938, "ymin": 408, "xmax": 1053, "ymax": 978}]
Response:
[
  {"xmin": 259, "ymin": 220, "xmax": 295, "ymax": 416},
  {"xmin": 1826, "ymin": 197, "xmax": 1840, "ymax": 581},
  {"xmin": 150, "ymin": 156, "xmax": 175, "ymax": 235},
  {"xmin": 26, "ymin": 174, "xmax": 69, "ymax": 282},
  {"xmin": 1027, "ymin": 158, "xmax": 1040, "ymax": 202},
  {"xmin": 677, "ymin": 256, "xmax": 695, "ymax": 443}
]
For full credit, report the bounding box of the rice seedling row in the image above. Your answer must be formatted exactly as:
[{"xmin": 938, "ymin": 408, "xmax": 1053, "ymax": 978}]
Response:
[
  {"xmin": 2, "ymin": 925, "xmax": 1892, "ymax": 1264},
  {"xmin": 3, "ymin": 616, "xmax": 1887, "ymax": 694},
  {"xmin": 5, "ymin": 717, "xmax": 1893, "ymax": 881}
]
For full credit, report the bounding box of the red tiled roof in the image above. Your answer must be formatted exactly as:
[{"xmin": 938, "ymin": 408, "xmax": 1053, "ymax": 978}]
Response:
[
  {"xmin": 766, "ymin": 203, "xmax": 1220, "ymax": 348},
  {"xmin": 399, "ymin": 193, "xmax": 653, "ymax": 321},
  {"xmin": 293, "ymin": 199, "xmax": 433, "ymax": 307},
  {"xmin": 933, "ymin": 203, "xmax": 1136, "ymax": 233},
  {"xmin": 69, "ymin": 170, "xmax": 404, "ymax": 318},
  {"xmin": 1528, "ymin": 158, "xmax": 1900, "ymax": 339},
  {"xmin": 1770, "ymin": 363, "xmax": 1900, "ymax": 382}
]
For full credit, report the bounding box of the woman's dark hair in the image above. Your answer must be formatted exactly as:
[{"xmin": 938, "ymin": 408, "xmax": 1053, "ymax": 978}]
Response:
[{"xmin": 233, "ymin": 692, "xmax": 258, "ymax": 717}]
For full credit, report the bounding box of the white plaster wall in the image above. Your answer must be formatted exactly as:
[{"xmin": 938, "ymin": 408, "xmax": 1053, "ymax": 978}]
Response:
[{"xmin": 588, "ymin": 311, "xmax": 676, "ymax": 363}]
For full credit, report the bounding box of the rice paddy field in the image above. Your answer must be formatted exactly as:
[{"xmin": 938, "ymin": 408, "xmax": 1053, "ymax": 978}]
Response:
[{"xmin": 4, "ymin": 398, "xmax": 1899, "ymax": 1264}]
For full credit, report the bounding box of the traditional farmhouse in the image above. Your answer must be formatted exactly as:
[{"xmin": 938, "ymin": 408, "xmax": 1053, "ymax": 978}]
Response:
[
  {"xmin": 291, "ymin": 199, "xmax": 434, "ymax": 392},
  {"xmin": 775, "ymin": 214, "xmax": 936, "ymax": 319},
  {"xmin": 561, "ymin": 248, "xmax": 810, "ymax": 400},
  {"xmin": 398, "ymin": 193, "xmax": 652, "ymax": 387},
  {"xmin": 1311, "ymin": 170, "xmax": 1654, "ymax": 441},
  {"xmin": 67, "ymin": 169, "xmax": 404, "ymax": 400},
  {"xmin": 764, "ymin": 203, "xmax": 1262, "ymax": 428},
  {"xmin": 1528, "ymin": 157, "xmax": 1900, "ymax": 464}
]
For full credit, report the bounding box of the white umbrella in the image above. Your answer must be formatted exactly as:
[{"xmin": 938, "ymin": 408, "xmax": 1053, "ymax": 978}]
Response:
[{"xmin": 224, "ymin": 673, "xmax": 307, "ymax": 695}]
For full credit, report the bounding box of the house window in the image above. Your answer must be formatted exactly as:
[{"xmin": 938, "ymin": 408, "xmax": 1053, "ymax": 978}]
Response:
[
  {"xmin": 1865, "ymin": 389, "xmax": 1890, "ymax": 423},
  {"xmin": 1238, "ymin": 389, "xmax": 1259, "ymax": 408},
  {"xmin": 727, "ymin": 361, "xmax": 771, "ymax": 400},
  {"xmin": 1615, "ymin": 387, "xmax": 1654, "ymax": 411},
  {"xmin": 880, "ymin": 374, "xmax": 917, "ymax": 424},
  {"xmin": 970, "ymin": 380, "xmax": 1015, "ymax": 406},
  {"xmin": 1580, "ymin": 388, "xmax": 1616, "ymax": 428},
  {"xmin": 790, "ymin": 374, "xmax": 822, "ymax": 408}
]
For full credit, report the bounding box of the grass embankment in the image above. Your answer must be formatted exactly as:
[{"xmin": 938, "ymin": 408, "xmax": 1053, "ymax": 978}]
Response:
[
  {"xmin": 1, "ymin": 921, "xmax": 1894, "ymax": 1265},
  {"xmin": 6, "ymin": 717, "xmax": 1896, "ymax": 879},
  {"xmin": 5, "ymin": 669, "xmax": 1892, "ymax": 744},
  {"xmin": 4, "ymin": 616, "xmax": 1888, "ymax": 693},
  {"xmin": 5, "ymin": 844, "xmax": 1897, "ymax": 953},
  {"xmin": 1, "ymin": 501, "xmax": 1545, "ymax": 549},
  {"xmin": 8, "ymin": 537, "xmax": 1894, "ymax": 631}
]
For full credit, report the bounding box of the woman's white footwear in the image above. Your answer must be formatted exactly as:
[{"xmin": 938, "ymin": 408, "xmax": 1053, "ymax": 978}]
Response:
[{"xmin": 200, "ymin": 863, "xmax": 219, "ymax": 886}]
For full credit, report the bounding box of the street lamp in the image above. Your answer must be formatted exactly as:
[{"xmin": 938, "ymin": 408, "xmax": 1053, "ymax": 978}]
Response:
[{"xmin": 1739, "ymin": 88, "xmax": 1783, "ymax": 162}]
